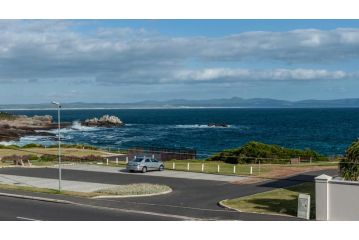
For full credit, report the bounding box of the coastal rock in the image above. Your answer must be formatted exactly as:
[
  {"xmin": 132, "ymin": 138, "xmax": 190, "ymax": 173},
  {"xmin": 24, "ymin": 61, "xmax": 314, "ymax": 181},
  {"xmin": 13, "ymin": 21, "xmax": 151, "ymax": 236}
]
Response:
[
  {"xmin": 208, "ymin": 123, "xmax": 228, "ymax": 128},
  {"xmin": 0, "ymin": 112, "xmax": 56, "ymax": 141},
  {"xmin": 83, "ymin": 115, "xmax": 124, "ymax": 127}
]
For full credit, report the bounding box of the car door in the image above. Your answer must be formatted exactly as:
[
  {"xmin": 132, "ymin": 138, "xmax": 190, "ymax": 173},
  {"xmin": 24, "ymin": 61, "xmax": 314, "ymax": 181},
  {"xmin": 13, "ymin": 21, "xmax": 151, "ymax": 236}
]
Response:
[
  {"xmin": 151, "ymin": 158, "xmax": 160, "ymax": 169},
  {"xmin": 144, "ymin": 158, "xmax": 152, "ymax": 169}
]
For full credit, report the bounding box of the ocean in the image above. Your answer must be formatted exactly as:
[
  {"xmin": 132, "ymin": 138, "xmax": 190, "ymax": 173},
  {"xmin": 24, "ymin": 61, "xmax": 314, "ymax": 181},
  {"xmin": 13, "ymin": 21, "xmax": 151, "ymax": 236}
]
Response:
[{"xmin": 2, "ymin": 108, "xmax": 359, "ymax": 157}]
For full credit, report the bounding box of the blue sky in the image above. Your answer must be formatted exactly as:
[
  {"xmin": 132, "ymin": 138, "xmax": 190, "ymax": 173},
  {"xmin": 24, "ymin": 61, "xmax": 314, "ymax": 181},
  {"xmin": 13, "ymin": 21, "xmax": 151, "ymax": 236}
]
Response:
[{"xmin": 1, "ymin": 19, "xmax": 359, "ymax": 104}]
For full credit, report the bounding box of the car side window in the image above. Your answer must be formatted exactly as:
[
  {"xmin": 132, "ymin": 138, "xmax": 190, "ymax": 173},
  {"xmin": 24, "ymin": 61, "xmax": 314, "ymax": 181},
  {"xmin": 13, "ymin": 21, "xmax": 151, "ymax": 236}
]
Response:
[
  {"xmin": 152, "ymin": 159, "xmax": 158, "ymax": 162},
  {"xmin": 145, "ymin": 159, "xmax": 151, "ymax": 163}
]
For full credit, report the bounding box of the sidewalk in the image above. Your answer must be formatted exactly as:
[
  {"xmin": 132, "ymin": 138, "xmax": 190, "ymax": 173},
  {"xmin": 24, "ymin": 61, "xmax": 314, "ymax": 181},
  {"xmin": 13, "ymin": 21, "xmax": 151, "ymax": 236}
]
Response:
[
  {"xmin": 0, "ymin": 173, "xmax": 116, "ymax": 192},
  {"xmin": 51, "ymin": 164, "xmax": 248, "ymax": 182}
]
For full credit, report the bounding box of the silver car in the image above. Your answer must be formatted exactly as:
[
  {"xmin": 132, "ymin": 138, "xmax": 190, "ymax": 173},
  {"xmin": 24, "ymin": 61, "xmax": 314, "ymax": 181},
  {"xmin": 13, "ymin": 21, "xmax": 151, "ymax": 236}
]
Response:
[{"xmin": 126, "ymin": 156, "xmax": 165, "ymax": 173}]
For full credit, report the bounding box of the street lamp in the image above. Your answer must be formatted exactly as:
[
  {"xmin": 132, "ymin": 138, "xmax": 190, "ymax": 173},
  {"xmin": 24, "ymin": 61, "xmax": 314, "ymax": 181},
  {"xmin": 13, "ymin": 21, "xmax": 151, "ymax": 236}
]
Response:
[{"xmin": 52, "ymin": 101, "xmax": 62, "ymax": 192}]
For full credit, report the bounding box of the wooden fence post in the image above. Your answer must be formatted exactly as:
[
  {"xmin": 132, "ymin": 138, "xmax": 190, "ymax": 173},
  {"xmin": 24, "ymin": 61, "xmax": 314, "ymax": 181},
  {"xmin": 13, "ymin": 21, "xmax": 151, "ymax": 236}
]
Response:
[{"xmin": 259, "ymin": 159, "xmax": 261, "ymax": 175}]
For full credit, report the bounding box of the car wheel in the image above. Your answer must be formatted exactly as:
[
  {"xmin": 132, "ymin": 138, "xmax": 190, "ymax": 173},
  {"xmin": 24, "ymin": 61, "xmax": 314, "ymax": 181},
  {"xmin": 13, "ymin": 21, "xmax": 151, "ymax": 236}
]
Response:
[
  {"xmin": 142, "ymin": 167, "xmax": 147, "ymax": 173},
  {"xmin": 159, "ymin": 165, "xmax": 164, "ymax": 171}
]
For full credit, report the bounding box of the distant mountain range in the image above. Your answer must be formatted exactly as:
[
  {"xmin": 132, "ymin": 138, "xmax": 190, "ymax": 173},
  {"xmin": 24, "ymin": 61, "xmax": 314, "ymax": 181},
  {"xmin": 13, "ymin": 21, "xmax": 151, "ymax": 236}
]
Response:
[{"xmin": 2, "ymin": 97, "xmax": 359, "ymax": 109}]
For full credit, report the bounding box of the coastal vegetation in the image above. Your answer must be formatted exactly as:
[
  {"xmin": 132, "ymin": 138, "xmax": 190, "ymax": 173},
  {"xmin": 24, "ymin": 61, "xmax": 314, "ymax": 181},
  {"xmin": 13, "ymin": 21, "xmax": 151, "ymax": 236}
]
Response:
[
  {"xmin": 0, "ymin": 143, "xmax": 100, "ymax": 150},
  {"xmin": 0, "ymin": 111, "xmax": 17, "ymax": 120},
  {"xmin": 0, "ymin": 145, "xmax": 111, "ymax": 163},
  {"xmin": 207, "ymin": 141, "xmax": 324, "ymax": 164},
  {"xmin": 339, "ymin": 139, "xmax": 359, "ymax": 181}
]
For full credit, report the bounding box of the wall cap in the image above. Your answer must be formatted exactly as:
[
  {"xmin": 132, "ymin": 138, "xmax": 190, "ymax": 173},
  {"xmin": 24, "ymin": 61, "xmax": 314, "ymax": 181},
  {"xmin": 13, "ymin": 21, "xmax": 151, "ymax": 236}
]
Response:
[{"xmin": 315, "ymin": 174, "xmax": 332, "ymax": 182}]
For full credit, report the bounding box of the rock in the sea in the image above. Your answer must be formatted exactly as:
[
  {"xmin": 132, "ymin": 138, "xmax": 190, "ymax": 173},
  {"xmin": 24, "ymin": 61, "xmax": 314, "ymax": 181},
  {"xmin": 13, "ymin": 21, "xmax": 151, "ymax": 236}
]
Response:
[
  {"xmin": 208, "ymin": 123, "xmax": 228, "ymax": 128},
  {"xmin": 84, "ymin": 115, "xmax": 124, "ymax": 127},
  {"xmin": 0, "ymin": 112, "xmax": 56, "ymax": 141}
]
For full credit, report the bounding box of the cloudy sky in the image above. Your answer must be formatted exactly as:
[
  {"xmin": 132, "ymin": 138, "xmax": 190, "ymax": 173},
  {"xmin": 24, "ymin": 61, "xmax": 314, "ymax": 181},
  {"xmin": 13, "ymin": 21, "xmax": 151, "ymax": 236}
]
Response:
[{"xmin": 1, "ymin": 19, "xmax": 359, "ymax": 104}]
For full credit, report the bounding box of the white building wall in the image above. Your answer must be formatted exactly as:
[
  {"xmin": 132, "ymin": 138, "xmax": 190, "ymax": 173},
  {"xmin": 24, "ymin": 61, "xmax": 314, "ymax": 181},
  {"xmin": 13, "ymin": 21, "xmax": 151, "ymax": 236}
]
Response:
[{"xmin": 316, "ymin": 174, "xmax": 359, "ymax": 220}]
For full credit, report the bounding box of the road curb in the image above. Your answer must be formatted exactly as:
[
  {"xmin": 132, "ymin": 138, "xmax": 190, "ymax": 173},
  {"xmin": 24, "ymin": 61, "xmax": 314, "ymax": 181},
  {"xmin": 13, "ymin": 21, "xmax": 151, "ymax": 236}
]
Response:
[
  {"xmin": 218, "ymin": 199, "xmax": 244, "ymax": 212},
  {"xmin": 0, "ymin": 192, "xmax": 72, "ymax": 204},
  {"xmin": 91, "ymin": 188, "xmax": 173, "ymax": 199}
]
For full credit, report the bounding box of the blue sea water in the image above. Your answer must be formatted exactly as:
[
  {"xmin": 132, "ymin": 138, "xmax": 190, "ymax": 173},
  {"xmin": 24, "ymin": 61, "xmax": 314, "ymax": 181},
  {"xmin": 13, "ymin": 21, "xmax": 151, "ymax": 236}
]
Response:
[{"xmin": 3, "ymin": 108, "xmax": 359, "ymax": 157}]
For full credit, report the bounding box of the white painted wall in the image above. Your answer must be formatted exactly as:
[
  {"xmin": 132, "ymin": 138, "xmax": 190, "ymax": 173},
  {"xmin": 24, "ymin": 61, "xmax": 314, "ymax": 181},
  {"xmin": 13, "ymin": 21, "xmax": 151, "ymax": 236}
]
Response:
[{"xmin": 316, "ymin": 174, "xmax": 359, "ymax": 220}]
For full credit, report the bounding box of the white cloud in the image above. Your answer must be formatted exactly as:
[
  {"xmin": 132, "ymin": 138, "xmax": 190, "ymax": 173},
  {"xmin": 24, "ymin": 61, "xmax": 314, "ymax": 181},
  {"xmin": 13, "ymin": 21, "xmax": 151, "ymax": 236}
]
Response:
[
  {"xmin": 170, "ymin": 68, "xmax": 353, "ymax": 83},
  {"xmin": 0, "ymin": 20, "xmax": 359, "ymax": 85}
]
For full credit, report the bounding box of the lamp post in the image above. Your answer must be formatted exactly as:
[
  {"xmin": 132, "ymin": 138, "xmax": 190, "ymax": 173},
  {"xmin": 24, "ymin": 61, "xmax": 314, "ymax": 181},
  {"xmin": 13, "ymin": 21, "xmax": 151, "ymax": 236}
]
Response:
[{"xmin": 52, "ymin": 101, "xmax": 62, "ymax": 192}]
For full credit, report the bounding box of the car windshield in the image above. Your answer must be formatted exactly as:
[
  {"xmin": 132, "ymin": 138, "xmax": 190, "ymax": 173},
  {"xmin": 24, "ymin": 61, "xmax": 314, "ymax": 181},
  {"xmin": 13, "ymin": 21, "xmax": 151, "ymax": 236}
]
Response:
[{"xmin": 133, "ymin": 158, "xmax": 143, "ymax": 162}]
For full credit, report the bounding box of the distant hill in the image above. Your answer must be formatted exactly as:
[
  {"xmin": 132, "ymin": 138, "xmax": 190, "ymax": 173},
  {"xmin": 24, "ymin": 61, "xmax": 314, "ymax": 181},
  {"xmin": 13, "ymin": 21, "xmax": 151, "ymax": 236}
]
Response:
[{"xmin": 1, "ymin": 97, "xmax": 359, "ymax": 109}]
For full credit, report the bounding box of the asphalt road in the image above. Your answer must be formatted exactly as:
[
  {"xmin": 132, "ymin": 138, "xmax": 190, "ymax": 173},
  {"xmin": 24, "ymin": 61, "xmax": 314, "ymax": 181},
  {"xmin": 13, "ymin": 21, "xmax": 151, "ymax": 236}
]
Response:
[
  {"xmin": 0, "ymin": 167, "xmax": 337, "ymax": 220},
  {"xmin": 0, "ymin": 195, "xmax": 181, "ymax": 221}
]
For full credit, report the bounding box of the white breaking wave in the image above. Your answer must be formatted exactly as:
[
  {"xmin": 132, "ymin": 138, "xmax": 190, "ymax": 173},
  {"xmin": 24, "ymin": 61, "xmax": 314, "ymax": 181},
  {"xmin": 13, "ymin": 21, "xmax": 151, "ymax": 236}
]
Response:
[
  {"xmin": 44, "ymin": 121, "xmax": 100, "ymax": 134},
  {"xmin": 0, "ymin": 141, "xmax": 17, "ymax": 146},
  {"xmin": 70, "ymin": 121, "xmax": 99, "ymax": 131},
  {"xmin": 0, "ymin": 135, "xmax": 55, "ymax": 147},
  {"xmin": 175, "ymin": 124, "xmax": 232, "ymax": 129}
]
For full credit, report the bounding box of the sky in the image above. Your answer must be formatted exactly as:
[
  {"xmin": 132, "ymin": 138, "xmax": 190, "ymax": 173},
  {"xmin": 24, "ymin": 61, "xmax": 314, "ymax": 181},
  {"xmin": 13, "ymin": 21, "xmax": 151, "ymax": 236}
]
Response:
[{"xmin": 1, "ymin": 19, "xmax": 359, "ymax": 104}]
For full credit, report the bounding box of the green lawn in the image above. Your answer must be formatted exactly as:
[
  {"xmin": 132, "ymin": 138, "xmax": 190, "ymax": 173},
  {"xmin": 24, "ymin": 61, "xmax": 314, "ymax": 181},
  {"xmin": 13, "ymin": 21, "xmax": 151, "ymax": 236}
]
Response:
[
  {"xmin": 0, "ymin": 147, "xmax": 109, "ymax": 157},
  {"xmin": 163, "ymin": 160, "xmax": 337, "ymax": 176},
  {"xmin": 220, "ymin": 182, "xmax": 315, "ymax": 219}
]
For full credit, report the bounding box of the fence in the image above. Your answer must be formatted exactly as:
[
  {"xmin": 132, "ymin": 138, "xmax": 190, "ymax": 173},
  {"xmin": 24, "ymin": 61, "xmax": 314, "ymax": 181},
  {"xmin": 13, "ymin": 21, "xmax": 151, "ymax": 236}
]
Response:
[
  {"xmin": 127, "ymin": 147, "xmax": 196, "ymax": 161},
  {"xmin": 169, "ymin": 161, "xmax": 260, "ymax": 175},
  {"xmin": 316, "ymin": 174, "xmax": 359, "ymax": 220}
]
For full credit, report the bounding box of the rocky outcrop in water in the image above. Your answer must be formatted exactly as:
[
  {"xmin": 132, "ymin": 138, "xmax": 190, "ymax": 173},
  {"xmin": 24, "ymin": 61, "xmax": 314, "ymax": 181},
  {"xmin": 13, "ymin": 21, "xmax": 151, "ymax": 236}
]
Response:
[
  {"xmin": 0, "ymin": 112, "xmax": 57, "ymax": 141},
  {"xmin": 83, "ymin": 115, "xmax": 124, "ymax": 127}
]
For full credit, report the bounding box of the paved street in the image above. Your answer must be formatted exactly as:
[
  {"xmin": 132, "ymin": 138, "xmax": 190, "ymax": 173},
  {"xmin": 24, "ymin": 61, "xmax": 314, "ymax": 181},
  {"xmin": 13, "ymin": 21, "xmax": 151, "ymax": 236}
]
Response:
[
  {"xmin": 0, "ymin": 167, "xmax": 337, "ymax": 220},
  {"xmin": 0, "ymin": 195, "xmax": 182, "ymax": 221},
  {"xmin": 53, "ymin": 164, "xmax": 248, "ymax": 182}
]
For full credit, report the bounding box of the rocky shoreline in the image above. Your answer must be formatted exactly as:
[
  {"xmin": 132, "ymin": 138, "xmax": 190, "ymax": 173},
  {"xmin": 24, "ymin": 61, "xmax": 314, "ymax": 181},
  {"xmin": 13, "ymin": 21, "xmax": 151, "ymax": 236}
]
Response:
[
  {"xmin": 0, "ymin": 112, "xmax": 124, "ymax": 142},
  {"xmin": 0, "ymin": 112, "xmax": 68, "ymax": 142}
]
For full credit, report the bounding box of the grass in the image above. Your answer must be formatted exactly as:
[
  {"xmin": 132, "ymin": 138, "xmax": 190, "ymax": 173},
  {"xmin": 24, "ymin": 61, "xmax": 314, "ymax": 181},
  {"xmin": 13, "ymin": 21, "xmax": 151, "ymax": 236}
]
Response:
[
  {"xmin": 0, "ymin": 183, "xmax": 97, "ymax": 197},
  {"xmin": 0, "ymin": 183, "xmax": 171, "ymax": 198},
  {"xmin": 95, "ymin": 183, "xmax": 171, "ymax": 196},
  {"xmin": 163, "ymin": 159, "xmax": 337, "ymax": 177},
  {"xmin": 221, "ymin": 182, "xmax": 315, "ymax": 219},
  {"xmin": 0, "ymin": 147, "xmax": 110, "ymax": 157},
  {"xmin": 0, "ymin": 147, "xmax": 337, "ymax": 180},
  {"xmin": 165, "ymin": 160, "xmax": 265, "ymax": 175}
]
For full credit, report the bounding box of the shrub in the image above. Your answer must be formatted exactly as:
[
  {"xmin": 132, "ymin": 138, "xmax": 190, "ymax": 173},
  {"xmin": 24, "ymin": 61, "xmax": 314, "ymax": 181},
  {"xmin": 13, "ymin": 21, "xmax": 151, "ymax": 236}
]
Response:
[
  {"xmin": 0, "ymin": 112, "xmax": 17, "ymax": 120},
  {"xmin": 39, "ymin": 154, "xmax": 58, "ymax": 162},
  {"xmin": 28, "ymin": 154, "xmax": 39, "ymax": 161},
  {"xmin": 22, "ymin": 143, "xmax": 43, "ymax": 148},
  {"xmin": 207, "ymin": 141, "xmax": 323, "ymax": 164},
  {"xmin": 340, "ymin": 140, "xmax": 359, "ymax": 181},
  {"xmin": 0, "ymin": 144, "xmax": 19, "ymax": 149}
]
